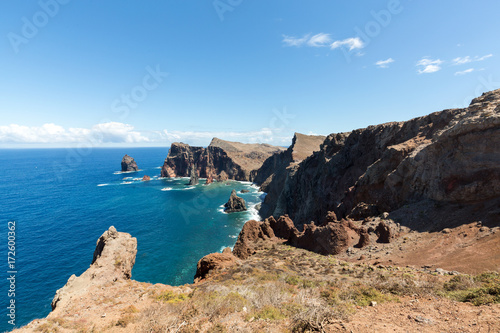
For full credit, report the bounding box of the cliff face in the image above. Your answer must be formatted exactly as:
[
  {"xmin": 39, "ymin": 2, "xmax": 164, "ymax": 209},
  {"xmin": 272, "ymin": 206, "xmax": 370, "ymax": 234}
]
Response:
[
  {"xmin": 161, "ymin": 138, "xmax": 286, "ymax": 181},
  {"xmin": 254, "ymin": 133, "xmax": 326, "ymax": 218},
  {"xmin": 266, "ymin": 89, "xmax": 500, "ymax": 228}
]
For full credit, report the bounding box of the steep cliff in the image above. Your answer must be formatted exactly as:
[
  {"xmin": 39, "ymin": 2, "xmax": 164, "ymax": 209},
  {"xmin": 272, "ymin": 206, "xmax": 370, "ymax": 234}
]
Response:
[
  {"xmin": 268, "ymin": 89, "xmax": 500, "ymax": 229},
  {"xmin": 254, "ymin": 133, "xmax": 326, "ymax": 217},
  {"xmin": 161, "ymin": 138, "xmax": 286, "ymax": 181}
]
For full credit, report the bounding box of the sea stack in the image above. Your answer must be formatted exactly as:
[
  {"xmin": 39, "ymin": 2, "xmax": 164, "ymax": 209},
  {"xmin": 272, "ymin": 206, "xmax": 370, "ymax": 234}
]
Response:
[
  {"xmin": 121, "ymin": 154, "xmax": 138, "ymax": 172},
  {"xmin": 224, "ymin": 189, "xmax": 247, "ymax": 213},
  {"xmin": 188, "ymin": 165, "xmax": 199, "ymax": 185}
]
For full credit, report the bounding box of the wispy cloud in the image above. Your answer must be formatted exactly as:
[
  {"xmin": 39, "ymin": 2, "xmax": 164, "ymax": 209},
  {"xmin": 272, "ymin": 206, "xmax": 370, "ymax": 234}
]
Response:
[
  {"xmin": 454, "ymin": 68, "xmax": 475, "ymax": 76},
  {"xmin": 416, "ymin": 58, "xmax": 443, "ymax": 74},
  {"xmin": 330, "ymin": 37, "xmax": 364, "ymax": 51},
  {"xmin": 282, "ymin": 34, "xmax": 310, "ymax": 47},
  {"xmin": 375, "ymin": 58, "xmax": 394, "ymax": 68},
  {"xmin": 307, "ymin": 33, "xmax": 332, "ymax": 47},
  {"xmin": 282, "ymin": 34, "xmax": 364, "ymax": 52},
  {"xmin": 452, "ymin": 54, "xmax": 493, "ymax": 65}
]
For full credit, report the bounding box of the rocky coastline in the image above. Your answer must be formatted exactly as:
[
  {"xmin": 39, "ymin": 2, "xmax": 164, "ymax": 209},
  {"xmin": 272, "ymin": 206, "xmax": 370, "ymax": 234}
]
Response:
[{"xmin": 15, "ymin": 89, "xmax": 500, "ymax": 332}]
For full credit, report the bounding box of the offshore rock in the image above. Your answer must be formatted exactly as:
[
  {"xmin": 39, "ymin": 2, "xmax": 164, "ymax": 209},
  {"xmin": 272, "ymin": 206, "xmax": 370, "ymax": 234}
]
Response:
[
  {"xmin": 121, "ymin": 154, "xmax": 138, "ymax": 172},
  {"xmin": 142, "ymin": 175, "xmax": 151, "ymax": 181},
  {"xmin": 224, "ymin": 189, "xmax": 247, "ymax": 213},
  {"xmin": 188, "ymin": 164, "xmax": 199, "ymax": 185}
]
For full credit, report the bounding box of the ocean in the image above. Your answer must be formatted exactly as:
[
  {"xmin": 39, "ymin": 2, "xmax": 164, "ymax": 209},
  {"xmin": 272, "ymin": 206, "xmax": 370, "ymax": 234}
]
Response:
[{"xmin": 0, "ymin": 148, "xmax": 263, "ymax": 331}]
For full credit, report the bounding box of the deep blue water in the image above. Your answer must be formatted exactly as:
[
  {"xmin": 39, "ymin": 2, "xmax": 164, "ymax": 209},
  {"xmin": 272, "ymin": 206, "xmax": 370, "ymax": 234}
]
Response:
[{"xmin": 0, "ymin": 148, "xmax": 262, "ymax": 331}]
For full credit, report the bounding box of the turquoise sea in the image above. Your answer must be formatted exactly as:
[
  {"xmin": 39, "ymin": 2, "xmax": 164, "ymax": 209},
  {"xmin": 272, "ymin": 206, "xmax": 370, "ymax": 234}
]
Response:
[{"xmin": 0, "ymin": 148, "xmax": 262, "ymax": 331}]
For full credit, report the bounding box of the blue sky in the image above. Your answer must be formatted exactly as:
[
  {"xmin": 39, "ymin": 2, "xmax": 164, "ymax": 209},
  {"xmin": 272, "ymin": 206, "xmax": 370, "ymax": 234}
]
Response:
[{"xmin": 1, "ymin": 0, "xmax": 499, "ymax": 147}]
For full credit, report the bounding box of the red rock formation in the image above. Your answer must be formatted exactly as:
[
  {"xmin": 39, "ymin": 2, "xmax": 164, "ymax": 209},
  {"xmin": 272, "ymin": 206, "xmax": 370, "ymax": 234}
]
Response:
[
  {"xmin": 142, "ymin": 175, "xmax": 151, "ymax": 181},
  {"xmin": 205, "ymin": 174, "xmax": 214, "ymax": 185},
  {"xmin": 232, "ymin": 220, "xmax": 275, "ymax": 259},
  {"xmin": 194, "ymin": 252, "xmax": 239, "ymax": 282}
]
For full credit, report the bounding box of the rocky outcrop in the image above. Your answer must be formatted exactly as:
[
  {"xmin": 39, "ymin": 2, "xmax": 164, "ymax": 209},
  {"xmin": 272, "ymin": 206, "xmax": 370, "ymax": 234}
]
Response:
[
  {"xmin": 194, "ymin": 252, "xmax": 240, "ymax": 282},
  {"xmin": 254, "ymin": 133, "xmax": 326, "ymax": 218},
  {"xmin": 232, "ymin": 220, "xmax": 275, "ymax": 259},
  {"xmin": 121, "ymin": 154, "xmax": 138, "ymax": 172},
  {"xmin": 51, "ymin": 227, "xmax": 137, "ymax": 311},
  {"xmin": 188, "ymin": 165, "xmax": 199, "ymax": 185},
  {"xmin": 264, "ymin": 89, "xmax": 500, "ymax": 229},
  {"xmin": 142, "ymin": 175, "xmax": 151, "ymax": 181},
  {"xmin": 224, "ymin": 189, "xmax": 247, "ymax": 213},
  {"xmin": 161, "ymin": 138, "xmax": 286, "ymax": 181},
  {"xmin": 205, "ymin": 174, "xmax": 214, "ymax": 185},
  {"xmin": 233, "ymin": 214, "xmax": 369, "ymax": 259}
]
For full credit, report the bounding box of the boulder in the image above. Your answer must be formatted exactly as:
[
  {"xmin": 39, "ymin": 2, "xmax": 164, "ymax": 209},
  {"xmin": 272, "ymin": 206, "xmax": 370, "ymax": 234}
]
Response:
[
  {"xmin": 224, "ymin": 189, "xmax": 247, "ymax": 213},
  {"xmin": 375, "ymin": 221, "xmax": 392, "ymax": 243},
  {"xmin": 205, "ymin": 174, "xmax": 214, "ymax": 185},
  {"xmin": 142, "ymin": 175, "xmax": 151, "ymax": 181},
  {"xmin": 240, "ymin": 189, "xmax": 250, "ymax": 193},
  {"xmin": 121, "ymin": 154, "xmax": 138, "ymax": 172}
]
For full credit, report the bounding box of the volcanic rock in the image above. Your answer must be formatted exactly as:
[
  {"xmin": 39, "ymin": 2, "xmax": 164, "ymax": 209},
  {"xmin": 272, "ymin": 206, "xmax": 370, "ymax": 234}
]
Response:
[
  {"xmin": 121, "ymin": 154, "xmax": 138, "ymax": 172},
  {"xmin": 375, "ymin": 221, "xmax": 392, "ymax": 243},
  {"xmin": 142, "ymin": 175, "xmax": 151, "ymax": 181},
  {"xmin": 194, "ymin": 252, "xmax": 239, "ymax": 282},
  {"xmin": 217, "ymin": 170, "xmax": 228, "ymax": 182},
  {"xmin": 205, "ymin": 173, "xmax": 214, "ymax": 185},
  {"xmin": 188, "ymin": 164, "xmax": 199, "ymax": 185},
  {"xmin": 161, "ymin": 138, "xmax": 285, "ymax": 181},
  {"xmin": 261, "ymin": 89, "xmax": 500, "ymax": 230},
  {"xmin": 224, "ymin": 189, "xmax": 247, "ymax": 213},
  {"xmin": 232, "ymin": 220, "xmax": 275, "ymax": 259},
  {"xmin": 52, "ymin": 227, "xmax": 137, "ymax": 311},
  {"xmin": 240, "ymin": 189, "xmax": 250, "ymax": 193},
  {"xmin": 253, "ymin": 133, "xmax": 326, "ymax": 218}
]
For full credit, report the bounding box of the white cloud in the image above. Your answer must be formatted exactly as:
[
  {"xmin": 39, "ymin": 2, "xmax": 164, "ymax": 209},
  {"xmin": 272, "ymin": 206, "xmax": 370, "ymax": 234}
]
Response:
[
  {"xmin": 330, "ymin": 37, "xmax": 365, "ymax": 51},
  {"xmin": 416, "ymin": 58, "xmax": 443, "ymax": 74},
  {"xmin": 0, "ymin": 122, "xmax": 150, "ymax": 145},
  {"xmin": 282, "ymin": 34, "xmax": 310, "ymax": 47},
  {"xmin": 455, "ymin": 68, "xmax": 475, "ymax": 76},
  {"xmin": 161, "ymin": 129, "xmax": 292, "ymax": 147},
  {"xmin": 307, "ymin": 33, "xmax": 332, "ymax": 47},
  {"xmin": 0, "ymin": 122, "xmax": 294, "ymax": 147},
  {"xmin": 452, "ymin": 54, "xmax": 493, "ymax": 65},
  {"xmin": 375, "ymin": 58, "xmax": 394, "ymax": 68},
  {"xmin": 282, "ymin": 34, "xmax": 364, "ymax": 52}
]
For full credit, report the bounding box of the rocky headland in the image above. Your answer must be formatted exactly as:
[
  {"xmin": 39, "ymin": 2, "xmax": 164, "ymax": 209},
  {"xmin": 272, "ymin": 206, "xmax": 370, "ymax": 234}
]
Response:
[
  {"xmin": 160, "ymin": 138, "xmax": 286, "ymax": 181},
  {"xmin": 121, "ymin": 154, "xmax": 138, "ymax": 172}
]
